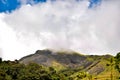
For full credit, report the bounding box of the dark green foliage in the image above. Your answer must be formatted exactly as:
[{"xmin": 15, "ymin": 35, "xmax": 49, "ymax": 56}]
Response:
[
  {"xmin": 0, "ymin": 60, "xmax": 69, "ymax": 80},
  {"xmin": 0, "ymin": 59, "xmax": 92, "ymax": 80},
  {"xmin": 0, "ymin": 58, "xmax": 2, "ymax": 63},
  {"xmin": 115, "ymin": 52, "xmax": 120, "ymax": 73}
]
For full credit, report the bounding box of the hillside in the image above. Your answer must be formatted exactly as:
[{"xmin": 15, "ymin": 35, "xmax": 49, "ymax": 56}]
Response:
[
  {"xmin": 0, "ymin": 50, "xmax": 120, "ymax": 80},
  {"xmin": 20, "ymin": 50, "xmax": 113, "ymax": 75}
]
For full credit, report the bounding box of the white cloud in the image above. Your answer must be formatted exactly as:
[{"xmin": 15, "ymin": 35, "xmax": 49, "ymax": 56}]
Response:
[{"xmin": 0, "ymin": 0, "xmax": 120, "ymax": 60}]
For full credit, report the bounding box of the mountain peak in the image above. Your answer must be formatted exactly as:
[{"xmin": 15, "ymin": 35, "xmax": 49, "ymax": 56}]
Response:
[{"xmin": 19, "ymin": 49, "xmax": 113, "ymax": 75}]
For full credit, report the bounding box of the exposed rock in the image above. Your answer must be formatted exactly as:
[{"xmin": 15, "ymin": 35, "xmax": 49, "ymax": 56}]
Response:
[{"xmin": 19, "ymin": 49, "xmax": 113, "ymax": 74}]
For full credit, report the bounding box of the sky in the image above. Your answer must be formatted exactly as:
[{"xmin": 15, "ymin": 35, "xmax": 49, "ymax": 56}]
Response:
[{"xmin": 0, "ymin": 0, "xmax": 120, "ymax": 60}]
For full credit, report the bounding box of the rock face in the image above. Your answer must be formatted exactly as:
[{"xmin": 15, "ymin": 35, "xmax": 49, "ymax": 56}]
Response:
[
  {"xmin": 20, "ymin": 50, "xmax": 90, "ymax": 67},
  {"xmin": 19, "ymin": 49, "xmax": 112, "ymax": 74}
]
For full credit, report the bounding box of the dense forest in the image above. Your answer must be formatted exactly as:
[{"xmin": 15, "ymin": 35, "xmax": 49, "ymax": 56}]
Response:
[{"xmin": 0, "ymin": 52, "xmax": 120, "ymax": 80}]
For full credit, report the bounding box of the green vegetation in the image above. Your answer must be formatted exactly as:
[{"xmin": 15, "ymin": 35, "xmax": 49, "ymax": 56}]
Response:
[
  {"xmin": 0, "ymin": 60, "xmax": 67, "ymax": 80},
  {"xmin": 0, "ymin": 51, "xmax": 120, "ymax": 80},
  {"xmin": 115, "ymin": 52, "xmax": 120, "ymax": 79}
]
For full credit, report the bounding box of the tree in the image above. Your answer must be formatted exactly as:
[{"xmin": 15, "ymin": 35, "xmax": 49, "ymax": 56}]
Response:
[
  {"xmin": 110, "ymin": 58, "xmax": 114, "ymax": 80},
  {"xmin": 106, "ymin": 57, "xmax": 115, "ymax": 80},
  {"xmin": 115, "ymin": 52, "xmax": 120, "ymax": 73},
  {"xmin": 0, "ymin": 57, "xmax": 2, "ymax": 63}
]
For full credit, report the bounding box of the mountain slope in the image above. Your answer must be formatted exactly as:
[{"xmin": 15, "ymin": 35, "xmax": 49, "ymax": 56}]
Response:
[{"xmin": 19, "ymin": 50, "xmax": 113, "ymax": 75}]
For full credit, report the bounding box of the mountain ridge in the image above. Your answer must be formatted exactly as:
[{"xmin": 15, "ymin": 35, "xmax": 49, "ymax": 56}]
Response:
[{"xmin": 19, "ymin": 49, "xmax": 113, "ymax": 75}]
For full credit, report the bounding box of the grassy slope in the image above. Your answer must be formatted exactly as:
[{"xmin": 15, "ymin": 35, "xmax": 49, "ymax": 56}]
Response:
[
  {"xmin": 69, "ymin": 57, "xmax": 120, "ymax": 80},
  {"xmin": 20, "ymin": 50, "xmax": 120, "ymax": 79},
  {"xmin": 51, "ymin": 61, "xmax": 66, "ymax": 71},
  {"xmin": 96, "ymin": 60, "xmax": 120, "ymax": 80}
]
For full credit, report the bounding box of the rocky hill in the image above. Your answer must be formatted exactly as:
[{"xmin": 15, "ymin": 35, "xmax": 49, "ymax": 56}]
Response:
[{"xmin": 19, "ymin": 49, "xmax": 113, "ymax": 75}]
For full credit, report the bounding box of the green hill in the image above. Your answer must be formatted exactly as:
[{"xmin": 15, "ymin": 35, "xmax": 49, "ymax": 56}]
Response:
[
  {"xmin": 0, "ymin": 50, "xmax": 119, "ymax": 80},
  {"xmin": 19, "ymin": 50, "xmax": 120, "ymax": 79}
]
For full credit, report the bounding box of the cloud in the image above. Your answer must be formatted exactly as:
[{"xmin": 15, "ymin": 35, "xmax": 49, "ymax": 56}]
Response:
[{"xmin": 0, "ymin": 0, "xmax": 120, "ymax": 60}]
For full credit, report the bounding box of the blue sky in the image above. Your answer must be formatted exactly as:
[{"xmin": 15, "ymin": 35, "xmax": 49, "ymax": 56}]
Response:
[
  {"xmin": 0, "ymin": 0, "xmax": 46, "ymax": 12},
  {"xmin": 0, "ymin": 0, "xmax": 101, "ymax": 13}
]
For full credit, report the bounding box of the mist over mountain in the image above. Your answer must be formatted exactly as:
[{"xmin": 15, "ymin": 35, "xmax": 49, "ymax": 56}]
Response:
[{"xmin": 0, "ymin": 0, "xmax": 120, "ymax": 60}]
